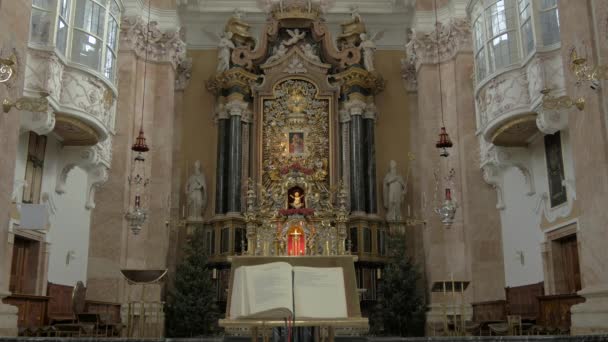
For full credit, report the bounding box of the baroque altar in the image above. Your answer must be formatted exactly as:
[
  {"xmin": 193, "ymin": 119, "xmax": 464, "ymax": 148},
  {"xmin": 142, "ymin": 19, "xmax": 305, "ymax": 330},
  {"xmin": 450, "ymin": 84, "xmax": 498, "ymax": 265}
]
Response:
[{"xmin": 203, "ymin": 0, "xmax": 389, "ymax": 321}]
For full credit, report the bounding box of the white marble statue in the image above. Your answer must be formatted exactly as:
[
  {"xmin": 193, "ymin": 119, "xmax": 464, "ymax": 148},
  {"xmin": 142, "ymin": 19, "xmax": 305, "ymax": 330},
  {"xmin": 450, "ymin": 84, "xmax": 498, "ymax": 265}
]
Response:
[
  {"xmin": 383, "ymin": 160, "xmax": 407, "ymax": 221},
  {"xmin": 284, "ymin": 28, "xmax": 306, "ymax": 46},
  {"xmin": 217, "ymin": 31, "xmax": 235, "ymax": 73},
  {"xmin": 266, "ymin": 43, "xmax": 288, "ymax": 64},
  {"xmin": 360, "ymin": 33, "xmax": 377, "ymax": 72},
  {"xmin": 302, "ymin": 43, "xmax": 320, "ymax": 62},
  {"xmin": 186, "ymin": 160, "xmax": 207, "ymax": 219}
]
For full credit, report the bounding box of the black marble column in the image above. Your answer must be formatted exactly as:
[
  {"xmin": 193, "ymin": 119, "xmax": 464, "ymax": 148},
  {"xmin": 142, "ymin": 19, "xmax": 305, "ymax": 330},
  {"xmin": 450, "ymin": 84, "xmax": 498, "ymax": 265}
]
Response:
[
  {"xmin": 363, "ymin": 117, "xmax": 377, "ymax": 213},
  {"xmin": 349, "ymin": 113, "xmax": 365, "ymax": 212},
  {"xmin": 215, "ymin": 118, "xmax": 229, "ymax": 214},
  {"xmin": 227, "ymin": 113, "xmax": 242, "ymax": 213}
]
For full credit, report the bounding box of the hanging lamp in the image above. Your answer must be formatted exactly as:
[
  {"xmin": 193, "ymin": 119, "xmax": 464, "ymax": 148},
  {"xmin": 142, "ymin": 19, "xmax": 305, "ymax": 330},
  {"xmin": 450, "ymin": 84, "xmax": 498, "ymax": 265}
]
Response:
[
  {"xmin": 125, "ymin": 1, "xmax": 152, "ymax": 235},
  {"xmin": 432, "ymin": 0, "xmax": 453, "ymax": 158}
]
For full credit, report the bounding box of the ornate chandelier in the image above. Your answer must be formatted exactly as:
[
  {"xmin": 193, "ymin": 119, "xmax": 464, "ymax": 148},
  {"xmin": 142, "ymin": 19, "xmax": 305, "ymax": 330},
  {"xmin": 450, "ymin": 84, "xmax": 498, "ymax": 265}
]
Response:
[
  {"xmin": 434, "ymin": 168, "xmax": 458, "ymax": 226},
  {"xmin": 125, "ymin": 2, "xmax": 152, "ymax": 235}
]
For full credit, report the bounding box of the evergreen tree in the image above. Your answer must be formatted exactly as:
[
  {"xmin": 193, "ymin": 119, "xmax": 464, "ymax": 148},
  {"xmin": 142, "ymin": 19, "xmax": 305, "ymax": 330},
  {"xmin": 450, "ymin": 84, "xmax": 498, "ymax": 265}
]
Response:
[
  {"xmin": 165, "ymin": 228, "xmax": 220, "ymax": 337},
  {"xmin": 370, "ymin": 235, "xmax": 426, "ymax": 336}
]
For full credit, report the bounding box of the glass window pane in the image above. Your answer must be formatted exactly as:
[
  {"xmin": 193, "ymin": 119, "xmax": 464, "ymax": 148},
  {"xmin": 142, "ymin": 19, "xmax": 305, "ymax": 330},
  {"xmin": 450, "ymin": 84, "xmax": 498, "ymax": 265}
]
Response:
[
  {"xmin": 486, "ymin": 0, "xmax": 516, "ymax": 37},
  {"xmin": 71, "ymin": 30, "xmax": 102, "ymax": 70},
  {"xmin": 521, "ymin": 19, "xmax": 534, "ymax": 55},
  {"xmin": 473, "ymin": 16, "xmax": 485, "ymax": 52},
  {"xmin": 541, "ymin": 8, "xmax": 560, "ymax": 46},
  {"xmin": 540, "ymin": 0, "xmax": 557, "ymax": 9},
  {"xmin": 476, "ymin": 49, "xmax": 487, "ymax": 81},
  {"xmin": 107, "ymin": 17, "xmax": 118, "ymax": 51},
  {"xmin": 488, "ymin": 31, "xmax": 519, "ymax": 70},
  {"xmin": 30, "ymin": 8, "xmax": 54, "ymax": 44},
  {"xmin": 56, "ymin": 19, "xmax": 68, "ymax": 54},
  {"xmin": 74, "ymin": 0, "xmax": 106, "ymax": 37},
  {"xmin": 33, "ymin": 0, "xmax": 56, "ymax": 9},
  {"xmin": 110, "ymin": 0, "xmax": 121, "ymax": 18},
  {"xmin": 59, "ymin": 0, "xmax": 70, "ymax": 18}
]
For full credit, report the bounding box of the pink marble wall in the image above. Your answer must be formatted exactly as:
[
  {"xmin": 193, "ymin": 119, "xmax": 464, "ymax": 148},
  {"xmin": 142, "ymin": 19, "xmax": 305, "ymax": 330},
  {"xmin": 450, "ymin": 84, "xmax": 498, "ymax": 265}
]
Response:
[
  {"xmin": 86, "ymin": 52, "xmax": 178, "ymax": 303},
  {"xmin": 0, "ymin": 0, "xmax": 32, "ymax": 336},
  {"xmin": 411, "ymin": 50, "xmax": 505, "ymax": 313},
  {"xmin": 558, "ymin": 0, "xmax": 608, "ymax": 334}
]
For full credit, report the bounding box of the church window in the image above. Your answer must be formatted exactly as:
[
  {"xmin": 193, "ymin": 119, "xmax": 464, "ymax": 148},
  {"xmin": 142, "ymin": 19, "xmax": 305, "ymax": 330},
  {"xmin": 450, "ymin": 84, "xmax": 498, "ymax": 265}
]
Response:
[
  {"xmin": 30, "ymin": 0, "xmax": 56, "ymax": 45},
  {"xmin": 56, "ymin": 0, "xmax": 70, "ymax": 55},
  {"xmin": 22, "ymin": 132, "xmax": 47, "ymax": 205},
  {"xmin": 544, "ymin": 132, "xmax": 567, "ymax": 207},
  {"xmin": 538, "ymin": 0, "xmax": 560, "ymax": 46},
  {"xmin": 518, "ymin": 0, "xmax": 534, "ymax": 56},
  {"xmin": 485, "ymin": 0, "xmax": 520, "ymax": 72},
  {"xmin": 29, "ymin": 0, "xmax": 122, "ymax": 82},
  {"xmin": 470, "ymin": 0, "xmax": 561, "ymax": 83}
]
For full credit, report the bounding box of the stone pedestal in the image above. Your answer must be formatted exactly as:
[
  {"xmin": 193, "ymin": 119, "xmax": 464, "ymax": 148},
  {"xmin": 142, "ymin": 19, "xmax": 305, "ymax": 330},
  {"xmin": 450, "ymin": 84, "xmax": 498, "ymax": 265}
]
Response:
[
  {"xmin": 571, "ymin": 285, "xmax": 608, "ymax": 335},
  {"xmin": 0, "ymin": 292, "xmax": 17, "ymax": 337}
]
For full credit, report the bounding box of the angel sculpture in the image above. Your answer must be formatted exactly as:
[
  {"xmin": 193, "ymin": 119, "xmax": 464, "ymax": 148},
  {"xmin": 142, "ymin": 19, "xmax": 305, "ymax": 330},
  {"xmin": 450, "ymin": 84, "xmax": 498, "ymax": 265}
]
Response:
[
  {"xmin": 284, "ymin": 28, "xmax": 306, "ymax": 46},
  {"xmin": 266, "ymin": 43, "xmax": 288, "ymax": 64},
  {"xmin": 359, "ymin": 31, "xmax": 385, "ymax": 72},
  {"xmin": 216, "ymin": 31, "xmax": 235, "ymax": 73}
]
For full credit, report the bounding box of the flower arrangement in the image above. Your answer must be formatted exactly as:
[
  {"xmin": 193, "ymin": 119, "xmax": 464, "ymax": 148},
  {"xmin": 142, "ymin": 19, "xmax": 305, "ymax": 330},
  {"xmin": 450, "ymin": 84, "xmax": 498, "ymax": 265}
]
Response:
[
  {"xmin": 279, "ymin": 162, "xmax": 314, "ymax": 175},
  {"xmin": 278, "ymin": 208, "xmax": 315, "ymax": 217}
]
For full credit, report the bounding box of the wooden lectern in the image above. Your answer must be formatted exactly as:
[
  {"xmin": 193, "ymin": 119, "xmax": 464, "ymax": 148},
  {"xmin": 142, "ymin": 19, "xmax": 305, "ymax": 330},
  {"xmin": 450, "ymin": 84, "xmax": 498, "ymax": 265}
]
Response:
[{"xmin": 219, "ymin": 255, "xmax": 368, "ymax": 342}]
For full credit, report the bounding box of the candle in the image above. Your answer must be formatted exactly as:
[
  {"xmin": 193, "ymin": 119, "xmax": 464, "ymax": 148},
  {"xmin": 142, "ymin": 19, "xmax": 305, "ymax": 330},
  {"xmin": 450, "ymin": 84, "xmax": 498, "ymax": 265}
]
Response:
[
  {"xmin": 182, "ymin": 204, "xmax": 186, "ymax": 218},
  {"xmin": 408, "ymin": 205, "xmax": 411, "ymax": 217}
]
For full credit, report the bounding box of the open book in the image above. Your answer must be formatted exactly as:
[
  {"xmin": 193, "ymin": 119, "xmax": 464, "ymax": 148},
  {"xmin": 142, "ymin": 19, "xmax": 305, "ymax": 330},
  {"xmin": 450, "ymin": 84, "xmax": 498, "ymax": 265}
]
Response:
[{"xmin": 230, "ymin": 262, "xmax": 348, "ymax": 320}]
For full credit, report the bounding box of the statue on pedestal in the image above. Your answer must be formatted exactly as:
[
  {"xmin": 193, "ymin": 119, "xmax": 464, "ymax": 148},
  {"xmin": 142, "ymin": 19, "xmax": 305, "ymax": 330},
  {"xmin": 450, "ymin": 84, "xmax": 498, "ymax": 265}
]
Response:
[
  {"xmin": 186, "ymin": 160, "xmax": 207, "ymax": 220},
  {"xmin": 383, "ymin": 160, "xmax": 407, "ymax": 221},
  {"xmin": 217, "ymin": 31, "xmax": 235, "ymax": 73}
]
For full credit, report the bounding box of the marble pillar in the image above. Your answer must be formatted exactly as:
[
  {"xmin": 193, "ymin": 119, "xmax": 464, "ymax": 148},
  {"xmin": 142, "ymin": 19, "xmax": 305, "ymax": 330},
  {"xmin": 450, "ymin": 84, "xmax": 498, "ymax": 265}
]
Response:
[
  {"xmin": 346, "ymin": 99, "xmax": 367, "ymax": 213},
  {"xmin": 339, "ymin": 108, "xmax": 351, "ymax": 211},
  {"xmin": 0, "ymin": 0, "xmax": 32, "ymax": 336},
  {"xmin": 215, "ymin": 108, "xmax": 229, "ymax": 215},
  {"xmin": 363, "ymin": 104, "xmax": 378, "ymax": 214},
  {"xmin": 558, "ymin": 0, "xmax": 608, "ymax": 334},
  {"xmin": 226, "ymin": 99, "xmax": 247, "ymax": 214},
  {"xmin": 407, "ymin": 12, "xmax": 505, "ymax": 324},
  {"xmin": 86, "ymin": 16, "xmax": 186, "ymax": 311}
]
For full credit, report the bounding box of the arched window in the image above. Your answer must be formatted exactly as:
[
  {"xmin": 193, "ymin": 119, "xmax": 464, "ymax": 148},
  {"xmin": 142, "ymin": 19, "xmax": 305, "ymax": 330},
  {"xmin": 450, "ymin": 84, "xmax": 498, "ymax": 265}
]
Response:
[{"xmin": 29, "ymin": 0, "xmax": 123, "ymax": 82}]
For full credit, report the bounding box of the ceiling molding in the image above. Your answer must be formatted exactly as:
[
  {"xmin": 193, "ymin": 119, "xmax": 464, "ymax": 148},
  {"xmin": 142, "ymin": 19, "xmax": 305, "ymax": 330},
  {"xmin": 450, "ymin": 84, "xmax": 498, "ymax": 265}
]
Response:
[{"xmin": 123, "ymin": 0, "xmax": 181, "ymax": 31}]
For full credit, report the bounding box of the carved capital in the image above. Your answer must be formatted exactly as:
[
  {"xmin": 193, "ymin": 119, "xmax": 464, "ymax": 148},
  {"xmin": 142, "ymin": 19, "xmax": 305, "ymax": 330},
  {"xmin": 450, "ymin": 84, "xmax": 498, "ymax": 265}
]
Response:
[
  {"xmin": 401, "ymin": 57, "xmax": 417, "ymax": 92},
  {"xmin": 339, "ymin": 108, "xmax": 351, "ymax": 123},
  {"xmin": 343, "ymin": 99, "xmax": 367, "ymax": 116},
  {"xmin": 363, "ymin": 103, "xmax": 377, "ymax": 121},
  {"xmin": 119, "ymin": 16, "xmax": 187, "ymax": 69},
  {"xmin": 175, "ymin": 58, "xmax": 192, "ymax": 91},
  {"xmin": 225, "ymin": 99, "xmax": 249, "ymax": 116},
  {"xmin": 535, "ymin": 104, "xmax": 569, "ymax": 135},
  {"xmin": 405, "ymin": 18, "xmax": 472, "ymax": 71}
]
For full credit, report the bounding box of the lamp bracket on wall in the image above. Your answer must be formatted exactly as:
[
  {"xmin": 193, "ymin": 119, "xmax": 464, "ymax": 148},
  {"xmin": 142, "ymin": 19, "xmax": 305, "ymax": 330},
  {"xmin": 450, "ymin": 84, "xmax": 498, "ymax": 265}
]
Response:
[
  {"xmin": 570, "ymin": 48, "xmax": 608, "ymax": 90},
  {"xmin": 3, "ymin": 92, "xmax": 50, "ymax": 114},
  {"xmin": 0, "ymin": 54, "xmax": 16, "ymax": 84},
  {"xmin": 540, "ymin": 88, "xmax": 585, "ymax": 112}
]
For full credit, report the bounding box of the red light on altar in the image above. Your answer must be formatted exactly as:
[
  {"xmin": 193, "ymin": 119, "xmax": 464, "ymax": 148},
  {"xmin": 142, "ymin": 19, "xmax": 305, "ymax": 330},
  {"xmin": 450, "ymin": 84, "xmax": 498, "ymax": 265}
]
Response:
[{"xmin": 287, "ymin": 225, "xmax": 305, "ymax": 256}]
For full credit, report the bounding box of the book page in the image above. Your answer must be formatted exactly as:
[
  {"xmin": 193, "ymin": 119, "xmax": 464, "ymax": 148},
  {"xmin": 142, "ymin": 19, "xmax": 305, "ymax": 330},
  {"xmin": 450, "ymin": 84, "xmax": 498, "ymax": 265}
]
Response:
[
  {"xmin": 293, "ymin": 267, "xmax": 348, "ymax": 319},
  {"xmin": 229, "ymin": 267, "xmax": 248, "ymax": 319},
  {"xmin": 244, "ymin": 262, "xmax": 294, "ymax": 318}
]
